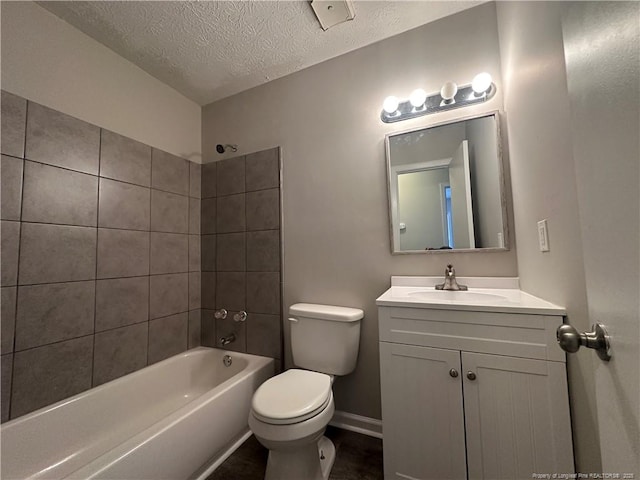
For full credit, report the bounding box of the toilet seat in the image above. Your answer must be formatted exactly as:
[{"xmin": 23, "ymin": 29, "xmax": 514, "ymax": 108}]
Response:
[{"xmin": 251, "ymin": 369, "xmax": 332, "ymax": 425}]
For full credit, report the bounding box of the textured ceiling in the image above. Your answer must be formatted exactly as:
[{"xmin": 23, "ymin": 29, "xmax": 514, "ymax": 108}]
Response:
[{"xmin": 39, "ymin": 1, "xmax": 482, "ymax": 105}]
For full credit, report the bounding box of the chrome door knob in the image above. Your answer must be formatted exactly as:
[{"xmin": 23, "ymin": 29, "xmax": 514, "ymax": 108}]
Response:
[
  {"xmin": 556, "ymin": 323, "xmax": 611, "ymax": 361},
  {"xmin": 449, "ymin": 368, "xmax": 459, "ymax": 378},
  {"xmin": 466, "ymin": 371, "xmax": 476, "ymax": 381},
  {"xmin": 556, "ymin": 324, "xmax": 581, "ymax": 353}
]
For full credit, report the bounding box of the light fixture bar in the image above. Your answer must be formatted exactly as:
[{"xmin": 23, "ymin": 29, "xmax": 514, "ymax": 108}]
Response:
[{"xmin": 381, "ymin": 82, "xmax": 496, "ymax": 124}]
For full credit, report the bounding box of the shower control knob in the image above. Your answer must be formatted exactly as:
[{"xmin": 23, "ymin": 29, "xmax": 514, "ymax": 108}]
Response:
[
  {"xmin": 214, "ymin": 309, "xmax": 228, "ymax": 320},
  {"xmin": 466, "ymin": 371, "xmax": 476, "ymax": 381},
  {"xmin": 449, "ymin": 368, "xmax": 459, "ymax": 378},
  {"xmin": 233, "ymin": 311, "xmax": 247, "ymax": 322}
]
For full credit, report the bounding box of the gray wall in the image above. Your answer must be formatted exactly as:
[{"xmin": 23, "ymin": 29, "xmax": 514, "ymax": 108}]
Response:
[
  {"xmin": 202, "ymin": 3, "xmax": 516, "ymax": 420},
  {"xmin": 495, "ymin": 1, "xmax": 601, "ymax": 472},
  {"xmin": 466, "ymin": 116, "xmax": 503, "ymax": 247},
  {"xmin": 0, "ymin": 91, "xmax": 201, "ymax": 422},
  {"xmin": 398, "ymin": 168, "xmax": 450, "ymax": 250},
  {"xmin": 199, "ymin": 150, "xmax": 283, "ymax": 367},
  {"xmin": 1, "ymin": 1, "xmax": 201, "ymax": 162}
]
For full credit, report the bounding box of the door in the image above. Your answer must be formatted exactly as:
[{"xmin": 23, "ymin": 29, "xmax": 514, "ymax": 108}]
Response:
[
  {"xmin": 448, "ymin": 140, "xmax": 475, "ymax": 248},
  {"xmin": 462, "ymin": 352, "xmax": 574, "ymax": 480},
  {"xmin": 562, "ymin": 2, "xmax": 640, "ymax": 473},
  {"xmin": 379, "ymin": 343, "xmax": 466, "ymax": 480}
]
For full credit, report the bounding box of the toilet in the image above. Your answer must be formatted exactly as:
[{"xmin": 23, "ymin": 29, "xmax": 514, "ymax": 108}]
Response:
[{"xmin": 248, "ymin": 303, "xmax": 363, "ymax": 480}]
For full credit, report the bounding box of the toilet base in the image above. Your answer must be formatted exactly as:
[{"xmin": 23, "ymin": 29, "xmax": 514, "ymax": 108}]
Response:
[
  {"xmin": 318, "ymin": 436, "xmax": 336, "ymax": 480},
  {"xmin": 264, "ymin": 436, "xmax": 335, "ymax": 480}
]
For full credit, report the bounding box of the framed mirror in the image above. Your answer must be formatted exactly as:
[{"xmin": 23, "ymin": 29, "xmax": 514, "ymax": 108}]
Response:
[{"xmin": 385, "ymin": 111, "xmax": 508, "ymax": 253}]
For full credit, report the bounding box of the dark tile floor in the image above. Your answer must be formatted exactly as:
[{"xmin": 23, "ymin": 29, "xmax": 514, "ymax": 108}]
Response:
[{"xmin": 208, "ymin": 426, "xmax": 383, "ymax": 480}]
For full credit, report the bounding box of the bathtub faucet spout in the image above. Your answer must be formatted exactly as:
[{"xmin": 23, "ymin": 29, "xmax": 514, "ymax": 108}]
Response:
[{"xmin": 219, "ymin": 334, "xmax": 236, "ymax": 346}]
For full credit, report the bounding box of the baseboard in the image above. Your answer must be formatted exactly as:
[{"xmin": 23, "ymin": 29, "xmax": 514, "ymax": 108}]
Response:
[{"xmin": 329, "ymin": 410, "xmax": 383, "ymax": 439}]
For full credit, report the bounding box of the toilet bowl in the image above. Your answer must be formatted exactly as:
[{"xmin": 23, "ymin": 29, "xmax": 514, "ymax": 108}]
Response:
[
  {"xmin": 249, "ymin": 370, "xmax": 336, "ymax": 480},
  {"xmin": 248, "ymin": 303, "xmax": 363, "ymax": 480}
]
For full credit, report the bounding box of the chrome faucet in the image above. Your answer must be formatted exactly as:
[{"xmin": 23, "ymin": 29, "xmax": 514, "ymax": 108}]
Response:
[
  {"xmin": 219, "ymin": 333, "xmax": 236, "ymax": 346},
  {"xmin": 435, "ymin": 264, "xmax": 468, "ymax": 291}
]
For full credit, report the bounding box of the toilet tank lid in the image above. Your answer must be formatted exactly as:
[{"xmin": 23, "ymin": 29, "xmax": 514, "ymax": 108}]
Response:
[{"xmin": 289, "ymin": 303, "xmax": 364, "ymax": 322}]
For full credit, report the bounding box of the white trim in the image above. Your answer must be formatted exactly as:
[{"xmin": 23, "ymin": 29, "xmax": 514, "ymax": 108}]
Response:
[
  {"xmin": 194, "ymin": 429, "xmax": 252, "ymax": 480},
  {"xmin": 329, "ymin": 410, "xmax": 383, "ymax": 439},
  {"xmin": 389, "ymin": 158, "xmax": 452, "ymax": 251},
  {"xmin": 391, "ymin": 158, "xmax": 451, "ymax": 176}
]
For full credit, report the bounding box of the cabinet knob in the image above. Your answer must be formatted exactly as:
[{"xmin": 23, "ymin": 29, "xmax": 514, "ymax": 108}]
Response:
[
  {"xmin": 449, "ymin": 368, "xmax": 459, "ymax": 378},
  {"xmin": 466, "ymin": 371, "xmax": 476, "ymax": 381}
]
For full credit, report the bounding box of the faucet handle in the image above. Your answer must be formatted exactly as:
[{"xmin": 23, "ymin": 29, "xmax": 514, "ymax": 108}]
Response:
[
  {"xmin": 233, "ymin": 311, "xmax": 247, "ymax": 322},
  {"xmin": 214, "ymin": 309, "xmax": 228, "ymax": 320}
]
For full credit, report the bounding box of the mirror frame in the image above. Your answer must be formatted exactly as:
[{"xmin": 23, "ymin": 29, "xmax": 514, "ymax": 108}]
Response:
[{"xmin": 385, "ymin": 110, "xmax": 510, "ymax": 254}]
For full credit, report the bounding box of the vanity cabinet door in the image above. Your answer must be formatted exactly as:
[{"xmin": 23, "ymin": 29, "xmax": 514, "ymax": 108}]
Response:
[
  {"xmin": 379, "ymin": 342, "xmax": 467, "ymax": 480},
  {"xmin": 461, "ymin": 352, "xmax": 574, "ymax": 480}
]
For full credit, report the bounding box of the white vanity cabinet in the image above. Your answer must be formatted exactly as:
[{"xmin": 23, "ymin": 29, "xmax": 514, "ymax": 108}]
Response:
[{"xmin": 377, "ymin": 301, "xmax": 574, "ymax": 480}]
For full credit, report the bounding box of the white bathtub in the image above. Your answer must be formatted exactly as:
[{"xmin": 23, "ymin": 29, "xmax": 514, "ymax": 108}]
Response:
[{"xmin": 1, "ymin": 347, "xmax": 274, "ymax": 480}]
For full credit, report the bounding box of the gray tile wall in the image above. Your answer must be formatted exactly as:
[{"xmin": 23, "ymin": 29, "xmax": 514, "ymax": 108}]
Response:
[
  {"xmin": 200, "ymin": 148, "xmax": 283, "ymax": 361},
  {"xmin": 200, "ymin": 148, "xmax": 282, "ymax": 366},
  {"xmin": 0, "ymin": 91, "xmax": 202, "ymax": 421}
]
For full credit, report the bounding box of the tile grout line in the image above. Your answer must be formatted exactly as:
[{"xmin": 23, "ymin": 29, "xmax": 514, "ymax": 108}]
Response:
[
  {"xmin": 147, "ymin": 150, "xmax": 153, "ymax": 366},
  {"xmin": 213, "ymin": 161, "xmax": 219, "ymax": 349},
  {"xmin": 20, "ymin": 156, "xmax": 194, "ymax": 198},
  {"xmin": 6, "ymin": 98, "xmax": 30, "ymax": 420},
  {"xmin": 90, "ymin": 128, "xmax": 103, "ymax": 389},
  {"xmin": 187, "ymin": 164, "xmax": 193, "ymax": 349},
  {"xmin": 18, "ymin": 219, "xmax": 190, "ymax": 235},
  {"xmin": 14, "ymin": 272, "xmax": 193, "ymax": 288},
  {"xmin": 243, "ymin": 157, "xmax": 248, "ymax": 351},
  {"xmin": 278, "ymin": 147, "xmax": 285, "ymax": 367}
]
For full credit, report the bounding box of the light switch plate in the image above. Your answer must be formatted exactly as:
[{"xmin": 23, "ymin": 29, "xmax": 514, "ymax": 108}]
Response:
[{"xmin": 537, "ymin": 219, "xmax": 550, "ymax": 252}]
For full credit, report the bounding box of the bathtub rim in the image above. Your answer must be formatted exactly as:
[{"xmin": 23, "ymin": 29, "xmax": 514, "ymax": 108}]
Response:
[
  {"xmin": 1, "ymin": 347, "xmax": 269, "ymax": 429},
  {"xmin": 1, "ymin": 347, "xmax": 275, "ymax": 480}
]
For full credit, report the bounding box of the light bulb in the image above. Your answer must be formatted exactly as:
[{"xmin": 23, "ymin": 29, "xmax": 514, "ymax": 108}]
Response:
[
  {"xmin": 383, "ymin": 96, "xmax": 399, "ymax": 114},
  {"xmin": 409, "ymin": 89, "xmax": 427, "ymax": 108},
  {"xmin": 472, "ymin": 72, "xmax": 492, "ymax": 94},
  {"xmin": 440, "ymin": 82, "xmax": 458, "ymax": 101}
]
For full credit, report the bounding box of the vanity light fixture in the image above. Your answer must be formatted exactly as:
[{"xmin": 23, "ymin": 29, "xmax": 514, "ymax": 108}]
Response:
[
  {"xmin": 472, "ymin": 72, "xmax": 493, "ymax": 95},
  {"xmin": 380, "ymin": 72, "xmax": 496, "ymax": 123},
  {"xmin": 383, "ymin": 96, "xmax": 400, "ymax": 114},
  {"xmin": 409, "ymin": 89, "xmax": 427, "ymax": 109},
  {"xmin": 440, "ymin": 82, "xmax": 458, "ymax": 105}
]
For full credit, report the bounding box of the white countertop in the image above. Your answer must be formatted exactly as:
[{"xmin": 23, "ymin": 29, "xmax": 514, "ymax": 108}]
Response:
[{"xmin": 376, "ymin": 276, "xmax": 566, "ymax": 315}]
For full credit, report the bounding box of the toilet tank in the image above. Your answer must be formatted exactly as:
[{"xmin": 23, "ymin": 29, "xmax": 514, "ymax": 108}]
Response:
[{"xmin": 289, "ymin": 303, "xmax": 363, "ymax": 376}]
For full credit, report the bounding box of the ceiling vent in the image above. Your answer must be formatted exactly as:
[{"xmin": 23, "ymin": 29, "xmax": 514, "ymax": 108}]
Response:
[{"xmin": 310, "ymin": 0, "xmax": 355, "ymax": 31}]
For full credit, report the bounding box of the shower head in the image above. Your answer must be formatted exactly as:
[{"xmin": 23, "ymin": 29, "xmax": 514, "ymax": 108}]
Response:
[{"xmin": 216, "ymin": 144, "xmax": 238, "ymax": 154}]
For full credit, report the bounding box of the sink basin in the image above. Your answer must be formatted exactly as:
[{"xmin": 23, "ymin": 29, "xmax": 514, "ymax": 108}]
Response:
[
  {"xmin": 377, "ymin": 276, "xmax": 567, "ymax": 314},
  {"xmin": 407, "ymin": 290, "xmax": 508, "ymax": 303}
]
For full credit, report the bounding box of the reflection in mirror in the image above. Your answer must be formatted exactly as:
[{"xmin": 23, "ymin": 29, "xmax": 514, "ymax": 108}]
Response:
[{"xmin": 386, "ymin": 112, "xmax": 507, "ymax": 253}]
